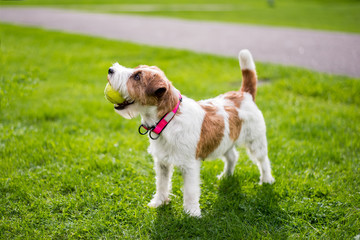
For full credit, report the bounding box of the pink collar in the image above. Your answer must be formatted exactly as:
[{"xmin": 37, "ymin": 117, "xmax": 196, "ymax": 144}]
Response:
[{"xmin": 138, "ymin": 93, "xmax": 182, "ymax": 140}]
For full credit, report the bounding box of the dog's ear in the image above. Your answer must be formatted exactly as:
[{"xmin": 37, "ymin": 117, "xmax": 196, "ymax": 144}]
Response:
[
  {"xmin": 153, "ymin": 87, "xmax": 167, "ymax": 98},
  {"xmin": 145, "ymin": 75, "xmax": 168, "ymax": 98}
]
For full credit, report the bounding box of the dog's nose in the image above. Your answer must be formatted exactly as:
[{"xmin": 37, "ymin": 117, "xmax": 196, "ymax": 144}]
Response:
[{"xmin": 108, "ymin": 68, "xmax": 114, "ymax": 74}]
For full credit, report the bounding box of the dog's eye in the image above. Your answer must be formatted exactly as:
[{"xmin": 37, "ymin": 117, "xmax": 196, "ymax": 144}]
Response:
[{"xmin": 134, "ymin": 72, "xmax": 141, "ymax": 81}]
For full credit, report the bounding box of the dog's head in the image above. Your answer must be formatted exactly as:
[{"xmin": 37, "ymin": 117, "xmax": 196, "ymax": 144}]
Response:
[{"xmin": 107, "ymin": 63, "xmax": 179, "ymax": 120}]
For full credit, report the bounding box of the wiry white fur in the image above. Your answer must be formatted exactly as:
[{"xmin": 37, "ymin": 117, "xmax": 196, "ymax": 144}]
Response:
[
  {"xmin": 239, "ymin": 49, "xmax": 256, "ymax": 71},
  {"xmin": 108, "ymin": 50, "xmax": 274, "ymax": 217}
]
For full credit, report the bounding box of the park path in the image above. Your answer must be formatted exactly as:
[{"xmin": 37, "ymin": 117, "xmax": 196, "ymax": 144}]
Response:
[{"xmin": 1, "ymin": 7, "xmax": 359, "ymax": 78}]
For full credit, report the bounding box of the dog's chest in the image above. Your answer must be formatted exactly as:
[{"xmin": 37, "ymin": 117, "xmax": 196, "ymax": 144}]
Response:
[
  {"xmin": 147, "ymin": 119, "xmax": 203, "ymax": 164},
  {"xmin": 148, "ymin": 135, "xmax": 192, "ymax": 165}
]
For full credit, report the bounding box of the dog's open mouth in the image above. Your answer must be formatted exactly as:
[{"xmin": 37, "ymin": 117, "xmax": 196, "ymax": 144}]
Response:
[{"xmin": 114, "ymin": 100, "xmax": 135, "ymax": 110}]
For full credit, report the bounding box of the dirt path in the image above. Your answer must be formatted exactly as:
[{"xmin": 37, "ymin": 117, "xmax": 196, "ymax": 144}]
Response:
[{"xmin": 1, "ymin": 7, "xmax": 359, "ymax": 77}]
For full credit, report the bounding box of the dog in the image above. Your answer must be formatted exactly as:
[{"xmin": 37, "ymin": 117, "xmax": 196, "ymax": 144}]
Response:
[{"xmin": 107, "ymin": 49, "xmax": 275, "ymax": 217}]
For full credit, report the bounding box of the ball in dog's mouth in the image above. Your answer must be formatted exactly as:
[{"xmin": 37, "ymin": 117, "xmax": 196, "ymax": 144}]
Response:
[
  {"xmin": 104, "ymin": 83, "xmax": 135, "ymax": 110},
  {"xmin": 114, "ymin": 100, "xmax": 134, "ymax": 110}
]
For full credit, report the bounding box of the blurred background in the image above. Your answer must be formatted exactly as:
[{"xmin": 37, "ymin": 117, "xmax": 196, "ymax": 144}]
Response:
[{"xmin": 1, "ymin": 0, "xmax": 360, "ymax": 32}]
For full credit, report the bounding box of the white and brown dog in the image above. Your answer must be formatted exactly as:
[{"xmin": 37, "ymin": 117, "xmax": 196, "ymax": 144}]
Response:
[{"xmin": 107, "ymin": 49, "xmax": 274, "ymax": 217}]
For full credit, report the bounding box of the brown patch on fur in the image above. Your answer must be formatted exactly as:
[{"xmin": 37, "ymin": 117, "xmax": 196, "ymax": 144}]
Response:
[
  {"xmin": 224, "ymin": 106, "xmax": 242, "ymax": 141},
  {"xmin": 126, "ymin": 67, "xmax": 180, "ymax": 119},
  {"xmin": 135, "ymin": 65, "xmax": 162, "ymax": 72},
  {"xmin": 135, "ymin": 65, "xmax": 148, "ymax": 69},
  {"xmin": 224, "ymin": 91, "xmax": 244, "ymax": 108},
  {"xmin": 196, "ymin": 104, "xmax": 225, "ymax": 160},
  {"xmin": 240, "ymin": 69, "xmax": 257, "ymax": 101}
]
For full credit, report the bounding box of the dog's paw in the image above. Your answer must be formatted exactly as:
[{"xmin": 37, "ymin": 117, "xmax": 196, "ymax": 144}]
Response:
[
  {"xmin": 217, "ymin": 172, "xmax": 225, "ymax": 180},
  {"xmin": 217, "ymin": 171, "xmax": 233, "ymax": 180},
  {"xmin": 184, "ymin": 204, "xmax": 201, "ymax": 218},
  {"xmin": 148, "ymin": 197, "xmax": 170, "ymax": 208},
  {"xmin": 259, "ymin": 175, "xmax": 275, "ymax": 185}
]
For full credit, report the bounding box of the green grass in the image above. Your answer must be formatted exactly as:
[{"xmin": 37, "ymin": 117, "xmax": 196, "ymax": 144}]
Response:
[
  {"xmin": 1, "ymin": 23, "xmax": 359, "ymax": 239},
  {"xmin": 1, "ymin": 0, "xmax": 360, "ymax": 33}
]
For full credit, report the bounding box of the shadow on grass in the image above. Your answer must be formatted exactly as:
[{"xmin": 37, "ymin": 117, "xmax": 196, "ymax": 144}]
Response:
[{"xmin": 150, "ymin": 175, "xmax": 289, "ymax": 239}]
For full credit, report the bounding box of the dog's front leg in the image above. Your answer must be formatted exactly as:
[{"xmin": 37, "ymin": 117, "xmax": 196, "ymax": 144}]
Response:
[
  {"xmin": 181, "ymin": 160, "xmax": 201, "ymax": 217},
  {"xmin": 148, "ymin": 160, "xmax": 173, "ymax": 208}
]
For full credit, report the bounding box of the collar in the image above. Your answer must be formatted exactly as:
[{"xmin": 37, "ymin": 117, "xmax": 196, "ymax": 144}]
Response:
[{"xmin": 138, "ymin": 93, "xmax": 182, "ymax": 140}]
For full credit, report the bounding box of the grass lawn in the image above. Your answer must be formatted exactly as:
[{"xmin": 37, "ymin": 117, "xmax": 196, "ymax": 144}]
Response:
[
  {"xmin": 1, "ymin": 23, "xmax": 359, "ymax": 239},
  {"xmin": 1, "ymin": 0, "xmax": 360, "ymax": 33}
]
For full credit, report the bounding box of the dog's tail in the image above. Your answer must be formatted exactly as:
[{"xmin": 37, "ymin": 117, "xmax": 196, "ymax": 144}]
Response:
[{"xmin": 238, "ymin": 49, "xmax": 257, "ymax": 101}]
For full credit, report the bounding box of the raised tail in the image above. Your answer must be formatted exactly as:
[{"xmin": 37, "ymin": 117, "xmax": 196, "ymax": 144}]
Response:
[{"xmin": 238, "ymin": 49, "xmax": 257, "ymax": 101}]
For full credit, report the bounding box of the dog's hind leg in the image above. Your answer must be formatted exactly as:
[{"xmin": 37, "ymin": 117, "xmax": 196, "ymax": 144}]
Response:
[
  {"xmin": 256, "ymin": 155, "xmax": 275, "ymax": 185},
  {"xmin": 148, "ymin": 160, "xmax": 173, "ymax": 208},
  {"xmin": 217, "ymin": 146, "xmax": 239, "ymax": 179},
  {"xmin": 246, "ymin": 141, "xmax": 275, "ymax": 185}
]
